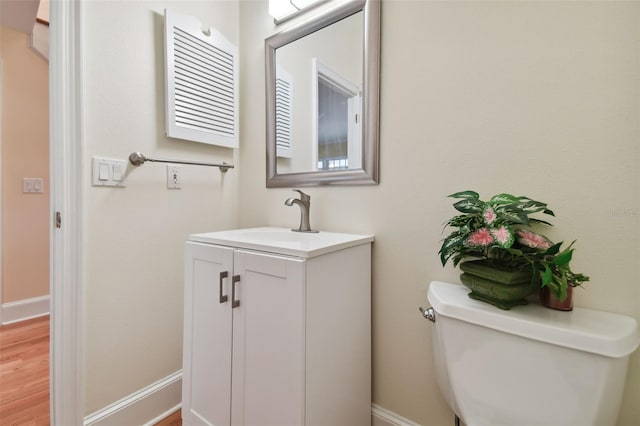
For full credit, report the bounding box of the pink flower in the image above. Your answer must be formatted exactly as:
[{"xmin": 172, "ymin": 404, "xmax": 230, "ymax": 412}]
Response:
[
  {"xmin": 491, "ymin": 226, "xmax": 514, "ymax": 248},
  {"xmin": 466, "ymin": 228, "xmax": 494, "ymax": 246},
  {"xmin": 516, "ymin": 229, "xmax": 553, "ymax": 250},
  {"xmin": 483, "ymin": 206, "xmax": 497, "ymax": 225}
]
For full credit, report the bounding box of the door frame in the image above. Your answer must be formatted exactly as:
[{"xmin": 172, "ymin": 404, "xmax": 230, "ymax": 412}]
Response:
[
  {"xmin": 49, "ymin": 0, "xmax": 83, "ymax": 424},
  {"xmin": 0, "ymin": 57, "xmax": 3, "ymax": 325}
]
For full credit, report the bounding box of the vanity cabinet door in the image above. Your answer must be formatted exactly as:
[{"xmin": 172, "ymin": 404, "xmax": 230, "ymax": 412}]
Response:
[
  {"xmin": 183, "ymin": 242, "xmax": 234, "ymax": 426},
  {"xmin": 231, "ymin": 249, "xmax": 306, "ymax": 426}
]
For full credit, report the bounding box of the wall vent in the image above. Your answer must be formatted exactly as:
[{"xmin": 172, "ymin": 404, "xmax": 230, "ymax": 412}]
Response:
[
  {"xmin": 275, "ymin": 65, "xmax": 293, "ymax": 158},
  {"xmin": 165, "ymin": 10, "xmax": 239, "ymax": 148}
]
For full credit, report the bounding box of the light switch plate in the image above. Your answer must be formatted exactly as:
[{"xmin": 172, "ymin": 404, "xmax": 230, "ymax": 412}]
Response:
[
  {"xmin": 23, "ymin": 178, "xmax": 44, "ymax": 193},
  {"xmin": 92, "ymin": 157, "xmax": 127, "ymax": 187}
]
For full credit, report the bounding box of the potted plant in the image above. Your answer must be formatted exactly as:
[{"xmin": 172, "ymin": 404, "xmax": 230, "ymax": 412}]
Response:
[
  {"xmin": 518, "ymin": 237, "xmax": 590, "ymax": 311},
  {"xmin": 439, "ymin": 190, "xmax": 589, "ymax": 310}
]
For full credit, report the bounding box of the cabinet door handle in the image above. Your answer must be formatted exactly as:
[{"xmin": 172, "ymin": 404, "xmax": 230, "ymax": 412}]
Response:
[
  {"xmin": 231, "ymin": 275, "xmax": 240, "ymax": 308},
  {"xmin": 219, "ymin": 271, "xmax": 229, "ymax": 303}
]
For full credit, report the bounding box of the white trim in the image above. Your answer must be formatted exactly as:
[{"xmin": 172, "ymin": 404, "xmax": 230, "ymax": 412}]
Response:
[
  {"xmin": 372, "ymin": 404, "xmax": 422, "ymax": 426},
  {"xmin": 80, "ymin": 379, "xmax": 417, "ymax": 426},
  {"xmin": 0, "ymin": 57, "xmax": 3, "ymax": 326},
  {"xmin": 49, "ymin": 0, "xmax": 84, "ymax": 424},
  {"xmin": 84, "ymin": 371, "xmax": 182, "ymax": 426},
  {"xmin": 29, "ymin": 22, "xmax": 50, "ymax": 62},
  {"xmin": 1, "ymin": 295, "xmax": 50, "ymax": 325},
  {"xmin": 142, "ymin": 403, "xmax": 181, "ymax": 426}
]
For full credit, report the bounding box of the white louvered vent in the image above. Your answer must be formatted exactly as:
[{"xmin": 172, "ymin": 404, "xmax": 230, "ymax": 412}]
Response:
[
  {"xmin": 165, "ymin": 10, "xmax": 239, "ymax": 148},
  {"xmin": 275, "ymin": 65, "xmax": 293, "ymax": 158}
]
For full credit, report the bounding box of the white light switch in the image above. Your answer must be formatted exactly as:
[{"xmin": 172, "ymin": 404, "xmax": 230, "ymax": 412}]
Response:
[
  {"xmin": 98, "ymin": 163, "xmax": 110, "ymax": 180},
  {"xmin": 92, "ymin": 157, "xmax": 127, "ymax": 187},
  {"xmin": 112, "ymin": 163, "xmax": 123, "ymax": 181},
  {"xmin": 23, "ymin": 178, "xmax": 44, "ymax": 193}
]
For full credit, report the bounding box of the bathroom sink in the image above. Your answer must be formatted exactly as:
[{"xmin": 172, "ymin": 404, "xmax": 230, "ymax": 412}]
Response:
[{"xmin": 189, "ymin": 227, "xmax": 374, "ymax": 258}]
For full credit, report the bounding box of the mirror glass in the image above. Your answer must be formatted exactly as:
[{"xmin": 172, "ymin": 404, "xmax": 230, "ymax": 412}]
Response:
[{"xmin": 266, "ymin": 0, "xmax": 380, "ymax": 187}]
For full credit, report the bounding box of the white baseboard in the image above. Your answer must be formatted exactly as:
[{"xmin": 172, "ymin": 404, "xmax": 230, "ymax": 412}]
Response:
[
  {"xmin": 1, "ymin": 295, "xmax": 50, "ymax": 325},
  {"xmin": 372, "ymin": 403, "xmax": 422, "ymax": 426},
  {"xmin": 142, "ymin": 403, "xmax": 181, "ymax": 426},
  {"xmin": 84, "ymin": 371, "xmax": 182, "ymax": 426},
  {"xmin": 82, "ymin": 373, "xmax": 416, "ymax": 426}
]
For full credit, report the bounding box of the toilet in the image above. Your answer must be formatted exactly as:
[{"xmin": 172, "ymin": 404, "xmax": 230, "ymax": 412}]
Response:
[{"xmin": 424, "ymin": 281, "xmax": 640, "ymax": 426}]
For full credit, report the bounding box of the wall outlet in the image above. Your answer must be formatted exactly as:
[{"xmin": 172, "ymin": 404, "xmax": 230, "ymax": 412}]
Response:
[{"xmin": 167, "ymin": 165, "xmax": 181, "ymax": 189}]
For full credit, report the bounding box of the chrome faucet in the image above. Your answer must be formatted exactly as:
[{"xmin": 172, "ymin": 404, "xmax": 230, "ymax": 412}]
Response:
[{"xmin": 284, "ymin": 189, "xmax": 319, "ymax": 233}]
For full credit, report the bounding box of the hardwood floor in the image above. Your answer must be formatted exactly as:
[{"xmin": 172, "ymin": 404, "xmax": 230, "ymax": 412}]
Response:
[
  {"xmin": 0, "ymin": 316, "xmax": 181, "ymax": 425},
  {"xmin": 0, "ymin": 315, "xmax": 50, "ymax": 425},
  {"xmin": 154, "ymin": 409, "xmax": 182, "ymax": 426}
]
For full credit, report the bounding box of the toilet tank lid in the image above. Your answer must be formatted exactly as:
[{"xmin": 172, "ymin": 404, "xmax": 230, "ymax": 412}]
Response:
[{"xmin": 427, "ymin": 281, "xmax": 640, "ymax": 358}]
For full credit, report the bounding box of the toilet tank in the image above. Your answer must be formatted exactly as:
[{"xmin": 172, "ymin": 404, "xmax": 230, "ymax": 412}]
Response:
[{"xmin": 427, "ymin": 281, "xmax": 639, "ymax": 426}]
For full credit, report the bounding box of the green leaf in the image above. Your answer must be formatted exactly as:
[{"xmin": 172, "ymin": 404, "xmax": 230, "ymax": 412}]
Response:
[
  {"xmin": 519, "ymin": 201, "xmax": 548, "ymax": 214},
  {"xmin": 439, "ymin": 234, "xmax": 465, "ymax": 266},
  {"xmin": 543, "ymin": 208, "xmax": 555, "ymax": 217},
  {"xmin": 505, "ymin": 247, "xmax": 524, "ymax": 256},
  {"xmin": 569, "ymin": 272, "xmax": 590, "ymax": 284},
  {"xmin": 453, "ymin": 199, "xmax": 485, "ymax": 214},
  {"xmin": 495, "ymin": 203, "xmax": 525, "ymax": 214},
  {"xmin": 488, "ymin": 193, "xmax": 519, "ymax": 205},
  {"xmin": 529, "ymin": 218, "xmax": 554, "ymax": 227},
  {"xmin": 553, "ymin": 248, "xmax": 573, "ymax": 267},
  {"xmin": 448, "ymin": 190, "xmax": 479, "ymax": 199},
  {"xmin": 447, "ymin": 214, "xmax": 473, "ymax": 228},
  {"xmin": 530, "ymin": 263, "xmax": 540, "ymax": 286},
  {"xmin": 458, "ymin": 224, "xmax": 471, "ymax": 236},
  {"xmin": 496, "ymin": 209, "xmax": 529, "ymax": 225},
  {"xmin": 543, "ymin": 242, "xmax": 562, "ymax": 256},
  {"xmin": 554, "ymin": 272, "xmax": 568, "ymax": 301},
  {"xmin": 542, "ymin": 265, "xmax": 553, "ymax": 286},
  {"xmin": 440, "ymin": 234, "xmax": 465, "ymax": 253}
]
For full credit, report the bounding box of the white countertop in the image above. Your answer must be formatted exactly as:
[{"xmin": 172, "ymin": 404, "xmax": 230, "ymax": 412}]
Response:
[{"xmin": 189, "ymin": 227, "xmax": 374, "ymax": 258}]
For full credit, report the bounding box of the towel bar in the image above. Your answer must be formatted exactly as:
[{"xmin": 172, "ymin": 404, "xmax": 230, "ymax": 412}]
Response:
[{"xmin": 128, "ymin": 152, "xmax": 234, "ymax": 172}]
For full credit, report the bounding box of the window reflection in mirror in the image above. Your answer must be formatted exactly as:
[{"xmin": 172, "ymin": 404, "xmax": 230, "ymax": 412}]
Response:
[{"xmin": 314, "ymin": 59, "xmax": 362, "ymax": 171}]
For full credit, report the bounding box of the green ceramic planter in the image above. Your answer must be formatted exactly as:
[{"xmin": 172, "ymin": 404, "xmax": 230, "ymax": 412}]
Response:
[{"xmin": 459, "ymin": 260, "xmax": 535, "ymax": 310}]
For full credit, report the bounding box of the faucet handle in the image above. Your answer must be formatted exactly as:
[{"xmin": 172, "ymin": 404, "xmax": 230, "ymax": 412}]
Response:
[{"xmin": 292, "ymin": 189, "xmax": 310, "ymax": 202}]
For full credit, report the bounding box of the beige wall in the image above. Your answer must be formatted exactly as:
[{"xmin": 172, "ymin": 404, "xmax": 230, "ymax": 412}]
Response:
[
  {"xmin": 78, "ymin": 0, "xmax": 640, "ymax": 422},
  {"xmin": 81, "ymin": 0, "xmax": 239, "ymax": 413},
  {"xmin": 239, "ymin": 1, "xmax": 640, "ymax": 425},
  {"xmin": 0, "ymin": 25, "xmax": 50, "ymax": 304}
]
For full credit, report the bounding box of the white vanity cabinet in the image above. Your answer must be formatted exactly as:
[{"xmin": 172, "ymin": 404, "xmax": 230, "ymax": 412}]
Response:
[{"xmin": 182, "ymin": 227, "xmax": 373, "ymax": 426}]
